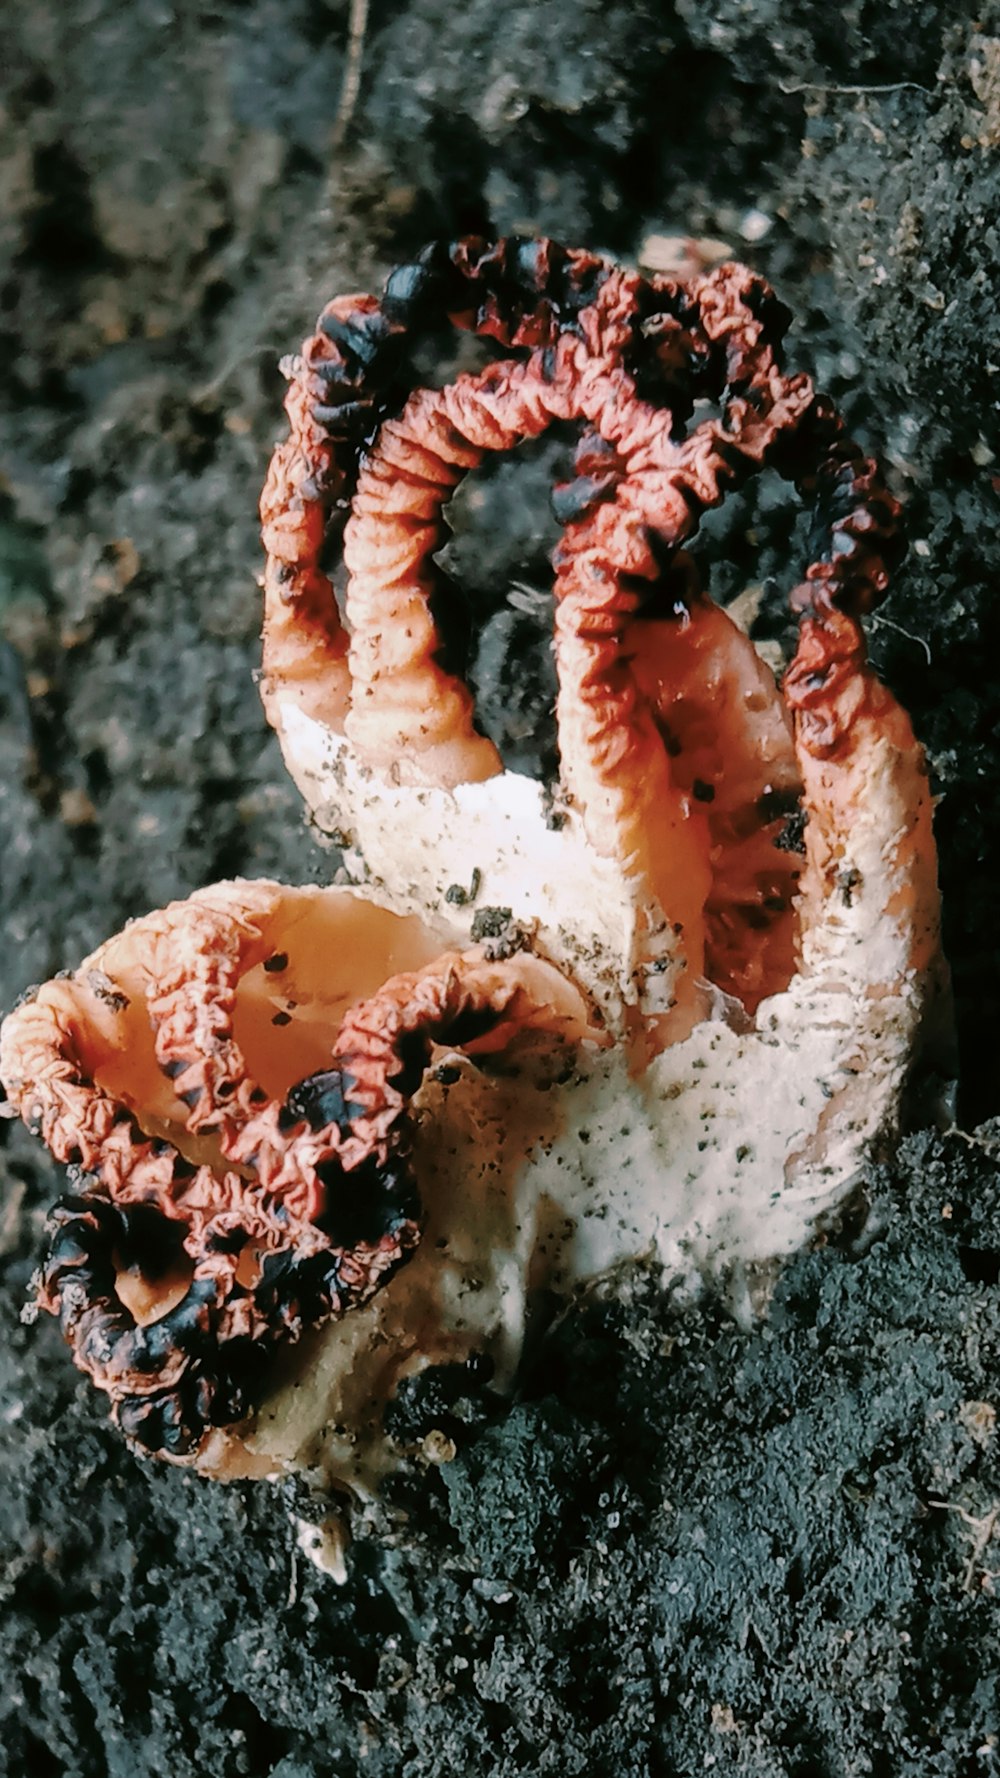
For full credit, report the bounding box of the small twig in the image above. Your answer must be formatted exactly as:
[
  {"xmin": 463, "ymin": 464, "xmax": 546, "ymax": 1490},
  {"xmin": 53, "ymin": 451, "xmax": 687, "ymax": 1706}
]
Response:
[
  {"xmin": 195, "ymin": 342, "xmax": 286, "ymax": 401},
  {"xmin": 868, "ymin": 612, "xmax": 932, "ymax": 665},
  {"xmin": 332, "ymin": 0, "xmax": 370, "ymax": 151},
  {"xmin": 778, "ymin": 79, "xmax": 935, "ymax": 97},
  {"xmin": 928, "ymin": 1499, "xmax": 1000, "ymax": 1592},
  {"xmin": 946, "ymin": 1125, "xmax": 1000, "ymax": 1159}
]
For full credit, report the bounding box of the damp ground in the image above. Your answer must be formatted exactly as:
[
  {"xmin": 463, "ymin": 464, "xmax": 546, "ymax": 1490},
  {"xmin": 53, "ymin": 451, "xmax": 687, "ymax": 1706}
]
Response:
[{"xmin": 1, "ymin": 3, "xmax": 1000, "ymax": 1773}]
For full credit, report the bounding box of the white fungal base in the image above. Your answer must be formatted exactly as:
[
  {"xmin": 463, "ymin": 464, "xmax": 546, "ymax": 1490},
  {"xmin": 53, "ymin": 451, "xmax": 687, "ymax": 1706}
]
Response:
[
  {"xmin": 200, "ymin": 693, "xmax": 948, "ymax": 1491},
  {"xmin": 276, "ymin": 701, "xmax": 696, "ymax": 1028}
]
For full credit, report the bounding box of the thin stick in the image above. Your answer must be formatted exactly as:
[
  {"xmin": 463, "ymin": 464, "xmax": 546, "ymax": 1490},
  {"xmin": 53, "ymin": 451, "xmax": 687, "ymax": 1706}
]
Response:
[
  {"xmin": 778, "ymin": 79, "xmax": 934, "ymax": 97},
  {"xmin": 332, "ymin": 0, "xmax": 370, "ymax": 150}
]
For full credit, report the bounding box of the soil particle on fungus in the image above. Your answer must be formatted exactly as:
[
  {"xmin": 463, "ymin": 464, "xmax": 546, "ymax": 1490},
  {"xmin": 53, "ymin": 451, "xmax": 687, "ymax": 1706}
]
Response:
[{"xmin": 2, "ymin": 1, "xmax": 1000, "ymax": 1774}]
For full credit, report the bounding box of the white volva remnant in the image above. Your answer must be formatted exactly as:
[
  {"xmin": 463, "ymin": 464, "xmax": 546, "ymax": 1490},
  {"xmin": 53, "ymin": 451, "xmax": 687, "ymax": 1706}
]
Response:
[{"xmin": 206, "ymin": 685, "xmax": 947, "ymax": 1491}]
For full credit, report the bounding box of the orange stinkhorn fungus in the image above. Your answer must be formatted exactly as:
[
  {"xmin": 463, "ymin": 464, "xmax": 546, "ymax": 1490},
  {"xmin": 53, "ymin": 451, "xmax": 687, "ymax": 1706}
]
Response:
[{"xmin": 0, "ymin": 238, "xmax": 948, "ymax": 1479}]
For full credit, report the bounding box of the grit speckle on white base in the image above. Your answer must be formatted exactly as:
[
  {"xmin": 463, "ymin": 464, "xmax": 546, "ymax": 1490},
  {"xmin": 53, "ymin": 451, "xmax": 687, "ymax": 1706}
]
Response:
[{"xmin": 275, "ymin": 699, "xmax": 692, "ymax": 1028}]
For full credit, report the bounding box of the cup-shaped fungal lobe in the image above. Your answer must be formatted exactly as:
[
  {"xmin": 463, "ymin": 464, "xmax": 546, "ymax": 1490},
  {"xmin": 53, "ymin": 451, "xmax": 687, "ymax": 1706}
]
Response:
[{"xmin": 0, "ymin": 880, "xmax": 598, "ymax": 1467}]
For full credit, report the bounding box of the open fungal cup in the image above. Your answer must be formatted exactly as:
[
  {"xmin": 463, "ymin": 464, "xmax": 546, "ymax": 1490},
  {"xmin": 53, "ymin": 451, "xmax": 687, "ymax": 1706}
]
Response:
[
  {"xmin": 0, "ymin": 882, "xmax": 599, "ymax": 1474},
  {"xmin": 1, "ymin": 236, "xmax": 949, "ymax": 1483}
]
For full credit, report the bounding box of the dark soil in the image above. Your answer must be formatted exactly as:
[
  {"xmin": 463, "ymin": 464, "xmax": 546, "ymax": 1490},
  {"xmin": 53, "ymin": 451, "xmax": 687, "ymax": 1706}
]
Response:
[{"xmin": 2, "ymin": 3, "xmax": 1000, "ymax": 1773}]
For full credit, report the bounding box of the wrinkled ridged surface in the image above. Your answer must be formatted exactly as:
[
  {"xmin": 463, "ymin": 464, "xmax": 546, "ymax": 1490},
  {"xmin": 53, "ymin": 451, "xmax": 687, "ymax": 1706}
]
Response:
[
  {"xmin": 0, "ymin": 882, "xmax": 588, "ymax": 1459},
  {"xmin": 261, "ymin": 235, "xmax": 908, "ymax": 1023}
]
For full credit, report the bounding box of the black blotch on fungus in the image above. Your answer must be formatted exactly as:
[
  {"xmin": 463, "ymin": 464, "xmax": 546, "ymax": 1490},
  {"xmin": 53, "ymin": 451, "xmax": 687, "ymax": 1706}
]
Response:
[
  {"xmin": 254, "ymin": 1245, "xmax": 348, "ymax": 1331},
  {"xmin": 281, "ymin": 1068, "xmax": 366, "ymax": 1136},
  {"xmin": 315, "ymin": 1152, "xmax": 420, "ymax": 1250}
]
